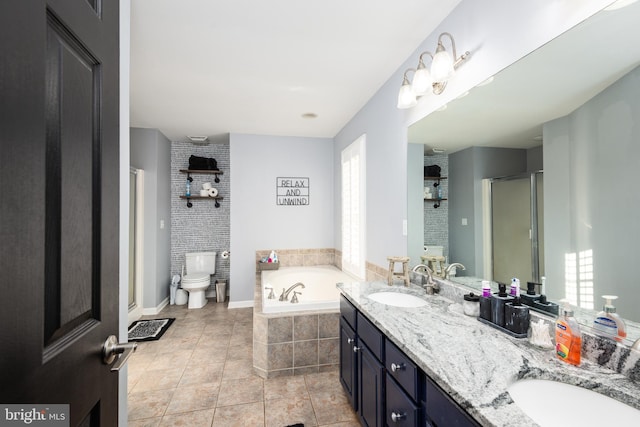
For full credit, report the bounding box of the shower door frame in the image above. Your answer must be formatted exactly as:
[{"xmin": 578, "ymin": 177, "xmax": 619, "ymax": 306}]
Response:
[
  {"xmin": 482, "ymin": 171, "xmax": 544, "ymax": 284},
  {"xmin": 128, "ymin": 167, "xmax": 144, "ymax": 324}
]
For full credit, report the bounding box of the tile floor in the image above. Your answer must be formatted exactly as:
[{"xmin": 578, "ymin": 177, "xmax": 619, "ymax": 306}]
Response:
[{"xmin": 127, "ymin": 302, "xmax": 359, "ymax": 427}]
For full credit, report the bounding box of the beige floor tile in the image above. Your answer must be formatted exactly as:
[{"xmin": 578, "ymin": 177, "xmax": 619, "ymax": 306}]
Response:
[
  {"xmin": 190, "ymin": 347, "xmax": 228, "ymax": 364},
  {"xmin": 227, "ymin": 344, "xmax": 252, "ymax": 360},
  {"xmin": 309, "ymin": 389, "xmax": 358, "ymax": 425},
  {"xmin": 222, "ymin": 358, "xmax": 258, "ymax": 381},
  {"xmin": 212, "ymin": 401, "xmax": 264, "ymax": 427},
  {"xmin": 148, "ymin": 350, "xmax": 193, "ymax": 371},
  {"xmin": 265, "ymin": 397, "xmax": 317, "ymax": 427},
  {"xmin": 264, "ymin": 375, "xmax": 309, "ymax": 401},
  {"xmin": 128, "ymin": 389, "xmax": 174, "ymax": 420},
  {"xmin": 179, "ymin": 362, "xmax": 224, "ymax": 387},
  {"xmin": 216, "ymin": 377, "xmax": 264, "ymax": 407},
  {"xmin": 164, "ymin": 383, "xmax": 219, "ymax": 415},
  {"xmin": 159, "ymin": 408, "xmax": 215, "ymax": 427},
  {"xmin": 131, "ymin": 367, "xmax": 185, "ymax": 393},
  {"xmin": 304, "ymin": 371, "xmax": 342, "ymax": 394},
  {"xmin": 128, "ymin": 417, "xmax": 162, "ymax": 427},
  {"xmin": 318, "ymin": 421, "xmax": 361, "ymax": 427}
]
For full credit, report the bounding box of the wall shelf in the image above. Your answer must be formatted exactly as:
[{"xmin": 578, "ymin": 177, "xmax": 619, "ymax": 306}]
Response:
[
  {"xmin": 424, "ymin": 176, "xmax": 447, "ymax": 208},
  {"xmin": 179, "ymin": 169, "xmax": 224, "ymax": 208}
]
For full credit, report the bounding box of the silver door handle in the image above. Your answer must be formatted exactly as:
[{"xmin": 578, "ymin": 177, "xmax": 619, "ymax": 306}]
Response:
[{"xmin": 102, "ymin": 335, "xmax": 137, "ymax": 372}]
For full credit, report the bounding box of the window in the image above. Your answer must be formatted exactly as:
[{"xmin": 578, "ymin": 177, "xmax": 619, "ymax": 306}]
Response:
[{"xmin": 341, "ymin": 135, "xmax": 366, "ymax": 279}]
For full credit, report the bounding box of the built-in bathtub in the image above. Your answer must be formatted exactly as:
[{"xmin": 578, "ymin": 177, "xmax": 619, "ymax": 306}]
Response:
[
  {"xmin": 253, "ymin": 264, "xmax": 358, "ymax": 378},
  {"xmin": 261, "ymin": 265, "xmax": 356, "ymax": 313}
]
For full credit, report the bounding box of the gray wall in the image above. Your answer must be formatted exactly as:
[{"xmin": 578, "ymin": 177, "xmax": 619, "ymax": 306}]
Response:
[
  {"xmin": 170, "ymin": 140, "xmax": 230, "ymax": 295},
  {"xmin": 448, "ymin": 147, "xmax": 528, "ymax": 277},
  {"xmin": 544, "ymin": 65, "xmax": 640, "ymax": 320},
  {"xmin": 130, "ymin": 128, "xmax": 172, "ymax": 308},
  {"xmin": 230, "ymin": 133, "xmax": 334, "ymax": 304},
  {"xmin": 527, "ymin": 145, "xmax": 543, "ymax": 172},
  {"xmin": 407, "ymin": 144, "xmax": 424, "ymax": 264}
]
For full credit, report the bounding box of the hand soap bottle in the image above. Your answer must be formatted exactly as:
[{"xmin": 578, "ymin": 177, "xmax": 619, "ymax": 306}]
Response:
[
  {"xmin": 555, "ymin": 300, "xmax": 581, "ymax": 366},
  {"xmin": 593, "ymin": 295, "xmax": 627, "ymax": 341}
]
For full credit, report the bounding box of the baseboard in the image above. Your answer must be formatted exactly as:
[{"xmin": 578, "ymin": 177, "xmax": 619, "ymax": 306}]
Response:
[
  {"xmin": 142, "ymin": 297, "xmax": 169, "ymax": 315},
  {"xmin": 227, "ymin": 300, "xmax": 254, "ymax": 309}
]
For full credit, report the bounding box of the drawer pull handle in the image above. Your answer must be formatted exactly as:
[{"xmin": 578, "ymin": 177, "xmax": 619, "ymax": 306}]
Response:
[
  {"xmin": 391, "ymin": 362, "xmax": 406, "ymax": 372},
  {"xmin": 347, "ymin": 338, "xmax": 355, "ymax": 344},
  {"xmin": 391, "ymin": 411, "xmax": 407, "ymax": 422},
  {"xmin": 353, "ymin": 346, "xmax": 361, "ymax": 353}
]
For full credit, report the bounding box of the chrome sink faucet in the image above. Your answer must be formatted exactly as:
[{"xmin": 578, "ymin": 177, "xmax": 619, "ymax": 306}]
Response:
[
  {"xmin": 412, "ymin": 264, "xmax": 440, "ymax": 295},
  {"xmin": 279, "ymin": 282, "xmax": 305, "ymax": 301},
  {"xmin": 444, "ymin": 262, "xmax": 466, "ymax": 279}
]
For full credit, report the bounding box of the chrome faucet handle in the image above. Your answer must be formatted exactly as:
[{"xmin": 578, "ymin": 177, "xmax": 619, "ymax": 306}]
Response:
[
  {"xmin": 265, "ymin": 286, "xmax": 275, "ymax": 299},
  {"xmin": 291, "ymin": 291, "xmax": 301, "ymax": 303},
  {"xmin": 279, "ymin": 288, "xmax": 287, "ymax": 301}
]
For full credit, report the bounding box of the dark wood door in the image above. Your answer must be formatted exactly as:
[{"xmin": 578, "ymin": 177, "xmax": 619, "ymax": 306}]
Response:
[{"xmin": 0, "ymin": 0, "xmax": 120, "ymax": 425}]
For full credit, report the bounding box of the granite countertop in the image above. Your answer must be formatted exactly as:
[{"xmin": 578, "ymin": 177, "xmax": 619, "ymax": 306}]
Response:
[{"xmin": 337, "ymin": 280, "xmax": 640, "ymax": 427}]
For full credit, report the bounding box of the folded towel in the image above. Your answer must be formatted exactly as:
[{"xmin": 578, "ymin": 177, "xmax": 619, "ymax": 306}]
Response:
[{"xmin": 189, "ymin": 155, "xmax": 217, "ymax": 170}]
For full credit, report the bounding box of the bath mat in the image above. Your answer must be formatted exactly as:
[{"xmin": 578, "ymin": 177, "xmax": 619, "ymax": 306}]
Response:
[{"xmin": 128, "ymin": 318, "xmax": 175, "ymax": 342}]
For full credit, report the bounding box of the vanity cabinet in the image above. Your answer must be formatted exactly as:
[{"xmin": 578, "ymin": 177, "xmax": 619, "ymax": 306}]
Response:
[
  {"xmin": 339, "ymin": 296, "xmax": 385, "ymax": 427},
  {"xmin": 339, "ymin": 294, "xmax": 481, "ymax": 427}
]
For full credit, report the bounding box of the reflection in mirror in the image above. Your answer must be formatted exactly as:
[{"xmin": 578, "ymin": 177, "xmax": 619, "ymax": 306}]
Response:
[{"xmin": 407, "ymin": 3, "xmax": 640, "ymax": 335}]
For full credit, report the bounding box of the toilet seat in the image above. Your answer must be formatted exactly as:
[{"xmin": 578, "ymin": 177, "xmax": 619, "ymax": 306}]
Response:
[{"xmin": 182, "ymin": 273, "xmax": 210, "ymax": 287}]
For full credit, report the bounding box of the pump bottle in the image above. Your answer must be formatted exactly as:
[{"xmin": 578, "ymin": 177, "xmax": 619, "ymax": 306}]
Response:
[
  {"xmin": 555, "ymin": 300, "xmax": 581, "ymax": 366},
  {"xmin": 593, "ymin": 295, "xmax": 627, "ymax": 341}
]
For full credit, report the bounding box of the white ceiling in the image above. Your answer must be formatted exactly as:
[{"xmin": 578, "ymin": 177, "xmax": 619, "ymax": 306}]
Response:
[{"xmin": 129, "ymin": 0, "xmax": 461, "ymax": 142}]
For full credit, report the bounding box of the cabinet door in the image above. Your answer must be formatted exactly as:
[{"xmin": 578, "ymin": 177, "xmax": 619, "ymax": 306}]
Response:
[
  {"xmin": 339, "ymin": 317, "xmax": 358, "ymax": 410},
  {"xmin": 358, "ymin": 344, "xmax": 384, "ymax": 427},
  {"xmin": 426, "ymin": 377, "xmax": 480, "ymax": 427}
]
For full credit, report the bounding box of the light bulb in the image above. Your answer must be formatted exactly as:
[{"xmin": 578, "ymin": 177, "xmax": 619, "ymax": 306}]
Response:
[
  {"xmin": 397, "ymin": 83, "xmax": 417, "ymax": 109},
  {"xmin": 412, "ymin": 67, "xmax": 433, "ymax": 96},
  {"xmin": 431, "ymin": 49, "xmax": 455, "ymax": 82}
]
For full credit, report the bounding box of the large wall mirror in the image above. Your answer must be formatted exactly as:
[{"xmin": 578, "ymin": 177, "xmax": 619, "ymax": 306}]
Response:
[{"xmin": 407, "ymin": 2, "xmax": 640, "ymax": 337}]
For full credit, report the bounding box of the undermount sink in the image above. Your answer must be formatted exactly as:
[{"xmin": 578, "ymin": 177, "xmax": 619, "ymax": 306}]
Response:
[
  {"xmin": 367, "ymin": 292, "xmax": 428, "ymax": 308},
  {"xmin": 508, "ymin": 379, "xmax": 640, "ymax": 426}
]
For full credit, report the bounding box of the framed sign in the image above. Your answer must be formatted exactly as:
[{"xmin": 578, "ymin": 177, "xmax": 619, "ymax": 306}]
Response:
[{"xmin": 276, "ymin": 177, "xmax": 309, "ymax": 206}]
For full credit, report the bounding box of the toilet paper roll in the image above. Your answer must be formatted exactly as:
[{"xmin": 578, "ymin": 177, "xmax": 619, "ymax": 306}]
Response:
[
  {"xmin": 208, "ymin": 187, "xmax": 218, "ymax": 197},
  {"xmin": 202, "ymin": 182, "xmax": 212, "ymax": 190},
  {"xmin": 199, "ymin": 189, "xmax": 209, "ymax": 197}
]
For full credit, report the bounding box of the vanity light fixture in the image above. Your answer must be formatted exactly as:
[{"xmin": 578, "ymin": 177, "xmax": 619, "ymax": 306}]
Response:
[{"xmin": 397, "ymin": 32, "xmax": 470, "ymax": 109}]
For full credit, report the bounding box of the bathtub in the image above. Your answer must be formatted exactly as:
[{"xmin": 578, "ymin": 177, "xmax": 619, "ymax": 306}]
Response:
[{"xmin": 261, "ymin": 265, "xmax": 358, "ymax": 313}]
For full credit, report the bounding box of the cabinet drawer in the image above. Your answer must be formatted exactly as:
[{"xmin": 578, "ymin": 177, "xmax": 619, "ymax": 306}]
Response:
[
  {"xmin": 426, "ymin": 377, "xmax": 480, "ymax": 427},
  {"xmin": 386, "ymin": 374, "xmax": 421, "ymax": 426},
  {"xmin": 340, "ymin": 295, "xmax": 357, "ymax": 329},
  {"xmin": 385, "ymin": 339, "xmax": 424, "ymax": 402},
  {"xmin": 356, "ymin": 312, "xmax": 384, "ymax": 361}
]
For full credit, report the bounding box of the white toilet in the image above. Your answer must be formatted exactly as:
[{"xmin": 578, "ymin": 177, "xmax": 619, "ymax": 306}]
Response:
[{"xmin": 181, "ymin": 252, "xmax": 216, "ymax": 309}]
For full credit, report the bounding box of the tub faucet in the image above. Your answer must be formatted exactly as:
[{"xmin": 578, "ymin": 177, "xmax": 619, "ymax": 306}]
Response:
[
  {"xmin": 412, "ymin": 264, "xmax": 439, "ymax": 295},
  {"xmin": 632, "ymin": 338, "xmax": 640, "ymax": 352},
  {"xmin": 444, "ymin": 262, "xmax": 466, "ymax": 279},
  {"xmin": 279, "ymin": 282, "xmax": 305, "ymax": 301}
]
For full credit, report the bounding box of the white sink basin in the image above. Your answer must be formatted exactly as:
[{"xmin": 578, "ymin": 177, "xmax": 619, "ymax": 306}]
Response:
[
  {"xmin": 367, "ymin": 292, "xmax": 427, "ymax": 308},
  {"xmin": 508, "ymin": 379, "xmax": 640, "ymax": 426}
]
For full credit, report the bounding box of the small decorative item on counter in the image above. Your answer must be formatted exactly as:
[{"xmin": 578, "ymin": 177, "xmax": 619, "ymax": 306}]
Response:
[
  {"xmin": 510, "ymin": 277, "xmax": 520, "ymax": 297},
  {"xmin": 257, "ymin": 251, "xmax": 279, "ymax": 271},
  {"xmin": 528, "ymin": 319, "xmax": 554, "ymax": 349},
  {"xmin": 463, "ymin": 292, "xmax": 480, "ymax": 317}
]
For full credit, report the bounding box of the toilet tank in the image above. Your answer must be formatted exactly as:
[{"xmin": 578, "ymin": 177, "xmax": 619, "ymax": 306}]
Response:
[{"xmin": 186, "ymin": 252, "xmax": 217, "ymax": 274}]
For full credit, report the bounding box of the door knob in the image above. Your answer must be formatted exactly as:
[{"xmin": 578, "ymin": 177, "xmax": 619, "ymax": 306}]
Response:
[{"xmin": 102, "ymin": 335, "xmax": 137, "ymax": 372}]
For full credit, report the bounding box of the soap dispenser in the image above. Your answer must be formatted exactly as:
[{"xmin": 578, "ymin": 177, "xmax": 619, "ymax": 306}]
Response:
[
  {"xmin": 521, "ymin": 281, "xmax": 541, "ymax": 306},
  {"xmin": 555, "ymin": 300, "xmax": 581, "ymax": 366},
  {"xmin": 593, "ymin": 295, "xmax": 627, "ymax": 341},
  {"xmin": 505, "ymin": 287, "xmax": 530, "ymax": 335},
  {"xmin": 491, "ymin": 283, "xmax": 514, "ymax": 327}
]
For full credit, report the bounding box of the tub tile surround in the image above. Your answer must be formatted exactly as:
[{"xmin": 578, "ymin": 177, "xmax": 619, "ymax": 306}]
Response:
[
  {"xmin": 253, "ymin": 248, "xmax": 345, "ymax": 378},
  {"xmin": 252, "ymin": 248, "xmax": 407, "ymax": 378},
  {"xmin": 338, "ymin": 280, "xmax": 640, "ymax": 426}
]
